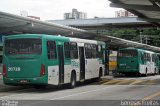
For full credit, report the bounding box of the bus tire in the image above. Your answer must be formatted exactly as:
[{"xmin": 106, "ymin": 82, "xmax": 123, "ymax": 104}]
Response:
[
  {"xmin": 99, "ymin": 68, "xmax": 102, "ymax": 79},
  {"xmin": 154, "ymin": 68, "xmax": 157, "ymax": 75},
  {"xmin": 34, "ymin": 85, "xmax": 47, "ymax": 89},
  {"xmin": 145, "ymin": 68, "xmax": 148, "ymax": 77},
  {"xmin": 69, "ymin": 71, "xmax": 76, "ymax": 89},
  {"xmin": 95, "ymin": 68, "xmax": 103, "ymax": 82}
]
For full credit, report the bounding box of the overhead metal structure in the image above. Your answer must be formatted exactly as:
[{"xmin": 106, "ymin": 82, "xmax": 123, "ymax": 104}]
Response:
[
  {"xmin": 0, "ymin": 11, "xmax": 160, "ymax": 52},
  {"xmin": 0, "ymin": 11, "xmax": 94, "ymax": 39},
  {"xmin": 97, "ymin": 34, "xmax": 160, "ymax": 52},
  {"xmin": 48, "ymin": 17, "xmax": 155, "ymax": 29},
  {"xmin": 109, "ymin": 0, "xmax": 160, "ymax": 27}
]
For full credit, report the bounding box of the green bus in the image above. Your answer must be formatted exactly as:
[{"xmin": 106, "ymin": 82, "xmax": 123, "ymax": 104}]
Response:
[
  {"xmin": 117, "ymin": 48, "xmax": 159, "ymax": 76},
  {"xmin": 157, "ymin": 53, "xmax": 160, "ymax": 74},
  {"xmin": 2, "ymin": 34, "xmax": 106, "ymax": 88}
]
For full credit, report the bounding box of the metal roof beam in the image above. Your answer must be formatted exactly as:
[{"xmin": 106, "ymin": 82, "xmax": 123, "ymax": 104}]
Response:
[
  {"xmin": 138, "ymin": 17, "xmax": 160, "ymax": 22},
  {"xmin": 0, "ymin": 23, "xmax": 32, "ymax": 34},
  {"xmin": 110, "ymin": 3, "xmax": 160, "ymax": 11}
]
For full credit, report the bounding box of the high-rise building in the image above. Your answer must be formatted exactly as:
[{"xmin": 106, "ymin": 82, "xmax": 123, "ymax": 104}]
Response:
[
  {"xmin": 115, "ymin": 10, "xmax": 136, "ymax": 17},
  {"xmin": 27, "ymin": 16, "xmax": 40, "ymax": 20},
  {"xmin": 64, "ymin": 9, "xmax": 87, "ymax": 19},
  {"xmin": 20, "ymin": 10, "xmax": 40, "ymax": 20}
]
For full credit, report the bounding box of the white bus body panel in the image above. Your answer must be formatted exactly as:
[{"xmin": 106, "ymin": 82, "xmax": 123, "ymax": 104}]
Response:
[
  {"xmin": 71, "ymin": 59, "xmax": 80, "ymax": 81},
  {"xmin": 48, "ymin": 66, "xmax": 59, "ymax": 85},
  {"xmin": 139, "ymin": 51, "xmax": 157, "ymax": 74},
  {"xmin": 64, "ymin": 65, "xmax": 72, "ymax": 83}
]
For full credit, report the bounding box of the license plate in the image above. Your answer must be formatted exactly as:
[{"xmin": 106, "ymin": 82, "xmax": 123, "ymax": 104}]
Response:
[
  {"xmin": 19, "ymin": 80, "xmax": 28, "ymax": 83},
  {"xmin": 126, "ymin": 66, "xmax": 130, "ymax": 68}
]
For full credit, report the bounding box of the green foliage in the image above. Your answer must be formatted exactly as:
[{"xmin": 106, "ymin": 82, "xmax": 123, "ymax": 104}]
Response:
[
  {"xmin": 102, "ymin": 28, "xmax": 160, "ymax": 46},
  {"xmin": 105, "ymin": 29, "xmax": 139, "ymax": 42},
  {"xmin": 142, "ymin": 28, "xmax": 160, "ymax": 35}
]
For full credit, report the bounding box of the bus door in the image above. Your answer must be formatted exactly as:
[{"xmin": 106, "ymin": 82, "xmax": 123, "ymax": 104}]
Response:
[
  {"xmin": 79, "ymin": 47, "xmax": 85, "ymax": 80},
  {"xmin": 58, "ymin": 45, "xmax": 64, "ymax": 84}
]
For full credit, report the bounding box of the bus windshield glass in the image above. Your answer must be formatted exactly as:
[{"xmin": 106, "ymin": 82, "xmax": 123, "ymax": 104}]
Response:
[
  {"xmin": 118, "ymin": 50, "xmax": 138, "ymax": 57},
  {"xmin": 5, "ymin": 38, "xmax": 42, "ymax": 55}
]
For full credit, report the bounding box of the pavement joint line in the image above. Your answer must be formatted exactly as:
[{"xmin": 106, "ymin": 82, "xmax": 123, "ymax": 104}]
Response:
[
  {"xmin": 0, "ymin": 85, "xmax": 117, "ymax": 100},
  {"xmin": 19, "ymin": 86, "xmax": 116, "ymax": 106},
  {"xmin": 0, "ymin": 88, "xmax": 34, "ymax": 99},
  {"xmin": 50, "ymin": 86, "xmax": 115, "ymax": 100},
  {"xmin": 90, "ymin": 79, "xmax": 111, "ymax": 85},
  {"xmin": 130, "ymin": 90, "xmax": 160, "ymax": 106},
  {"xmin": 100, "ymin": 79, "xmax": 111, "ymax": 82},
  {"xmin": 142, "ymin": 91, "xmax": 160, "ymax": 101},
  {"xmin": 117, "ymin": 80, "xmax": 134, "ymax": 85},
  {"xmin": 129, "ymin": 80, "xmax": 145, "ymax": 85},
  {"xmin": 143, "ymin": 80, "xmax": 156, "ymax": 85},
  {"xmin": 103, "ymin": 79, "xmax": 121, "ymax": 85}
]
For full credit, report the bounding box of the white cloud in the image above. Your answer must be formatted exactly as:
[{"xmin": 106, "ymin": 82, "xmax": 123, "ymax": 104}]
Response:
[{"xmin": 0, "ymin": 0, "xmax": 122, "ymax": 20}]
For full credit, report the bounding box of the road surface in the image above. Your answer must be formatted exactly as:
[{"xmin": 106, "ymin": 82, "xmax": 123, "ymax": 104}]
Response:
[{"xmin": 0, "ymin": 75, "xmax": 160, "ymax": 106}]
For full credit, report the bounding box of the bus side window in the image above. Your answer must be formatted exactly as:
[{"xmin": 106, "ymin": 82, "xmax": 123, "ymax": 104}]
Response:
[
  {"xmin": 141, "ymin": 53, "xmax": 144, "ymax": 64},
  {"xmin": 98, "ymin": 45, "xmax": 103, "ymax": 58},
  {"xmin": 148, "ymin": 54, "xmax": 151, "ymax": 61},
  {"xmin": 144, "ymin": 53, "xmax": 150, "ymax": 61},
  {"xmin": 144, "ymin": 53, "xmax": 146, "ymax": 61},
  {"xmin": 47, "ymin": 41, "xmax": 57, "ymax": 59},
  {"xmin": 64, "ymin": 42, "xmax": 70, "ymax": 59},
  {"xmin": 152, "ymin": 54, "xmax": 155, "ymax": 62},
  {"xmin": 70, "ymin": 42, "xmax": 78, "ymax": 59},
  {"xmin": 92, "ymin": 44, "xmax": 98, "ymax": 58},
  {"xmin": 85, "ymin": 44, "xmax": 92, "ymax": 59}
]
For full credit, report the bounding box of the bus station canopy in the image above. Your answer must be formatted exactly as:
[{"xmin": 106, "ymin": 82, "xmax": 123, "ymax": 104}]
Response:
[
  {"xmin": 0, "ymin": 11, "xmax": 160, "ymax": 52},
  {"xmin": 109, "ymin": 0, "xmax": 160, "ymax": 27}
]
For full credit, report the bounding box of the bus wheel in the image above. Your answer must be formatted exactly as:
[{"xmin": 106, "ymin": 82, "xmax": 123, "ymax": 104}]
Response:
[
  {"xmin": 145, "ymin": 68, "xmax": 148, "ymax": 77},
  {"xmin": 69, "ymin": 72, "xmax": 76, "ymax": 89},
  {"xmin": 34, "ymin": 85, "xmax": 47, "ymax": 89},
  {"xmin": 154, "ymin": 68, "xmax": 157, "ymax": 75},
  {"xmin": 99, "ymin": 68, "xmax": 102, "ymax": 78},
  {"xmin": 95, "ymin": 69, "xmax": 102, "ymax": 82}
]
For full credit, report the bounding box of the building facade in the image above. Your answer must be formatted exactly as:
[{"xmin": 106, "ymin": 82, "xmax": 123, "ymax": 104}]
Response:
[
  {"xmin": 64, "ymin": 9, "xmax": 87, "ymax": 19},
  {"xmin": 115, "ymin": 10, "xmax": 136, "ymax": 17}
]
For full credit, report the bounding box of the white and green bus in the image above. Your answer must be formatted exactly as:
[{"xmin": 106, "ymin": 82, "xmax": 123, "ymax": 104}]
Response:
[
  {"xmin": 3, "ymin": 34, "xmax": 106, "ymax": 88},
  {"xmin": 117, "ymin": 48, "xmax": 159, "ymax": 76}
]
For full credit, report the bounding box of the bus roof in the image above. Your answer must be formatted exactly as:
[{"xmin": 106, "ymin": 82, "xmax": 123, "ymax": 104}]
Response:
[
  {"xmin": 4, "ymin": 34, "xmax": 105, "ymax": 45},
  {"xmin": 119, "ymin": 47, "xmax": 155, "ymax": 53}
]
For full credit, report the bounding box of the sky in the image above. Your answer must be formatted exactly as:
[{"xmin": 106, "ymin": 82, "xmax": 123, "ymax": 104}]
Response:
[{"xmin": 0, "ymin": 0, "xmax": 122, "ymax": 20}]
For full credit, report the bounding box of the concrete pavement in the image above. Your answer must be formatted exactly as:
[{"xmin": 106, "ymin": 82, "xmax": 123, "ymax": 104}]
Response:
[
  {"xmin": 0, "ymin": 84, "xmax": 160, "ymax": 106},
  {"xmin": 0, "ymin": 75, "xmax": 160, "ymax": 106}
]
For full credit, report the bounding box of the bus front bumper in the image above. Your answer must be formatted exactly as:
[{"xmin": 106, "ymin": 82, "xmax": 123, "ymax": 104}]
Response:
[
  {"xmin": 117, "ymin": 69, "xmax": 139, "ymax": 73},
  {"xmin": 3, "ymin": 76, "xmax": 47, "ymax": 85}
]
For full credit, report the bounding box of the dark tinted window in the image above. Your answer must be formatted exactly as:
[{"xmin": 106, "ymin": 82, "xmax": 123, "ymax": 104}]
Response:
[
  {"xmin": 118, "ymin": 50, "xmax": 138, "ymax": 57},
  {"xmin": 64, "ymin": 42, "xmax": 70, "ymax": 59},
  {"xmin": 70, "ymin": 42, "xmax": 78, "ymax": 59},
  {"xmin": 158, "ymin": 54, "xmax": 160, "ymax": 60},
  {"xmin": 5, "ymin": 38, "xmax": 42, "ymax": 55},
  {"xmin": 92, "ymin": 44, "xmax": 98, "ymax": 58},
  {"xmin": 144, "ymin": 53, "xmax": 151, "ymax": 61},
  {"xmin": 85, "ymin": 44, "xmax": 92, "ymax": 59},
  {"xmin": 152, "ymin": 54, "xmax": 155, "ymax": 62},
  {"xmin": 47, "ymin": 41, "xmax": 57, "ymax": 59},
  {"xmin": 98, "ymin": 45, "xmax": 103, "ymax": 58}
]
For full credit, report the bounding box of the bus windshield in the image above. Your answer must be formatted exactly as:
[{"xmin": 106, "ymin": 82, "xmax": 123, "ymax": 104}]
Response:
[
  {"xmin": 5, "ymin": 38, "xmax": 42, "ymax": 55},
  {"xmin": 118, "ymin": 50, "xmax": 138, "ymax": 57}
]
